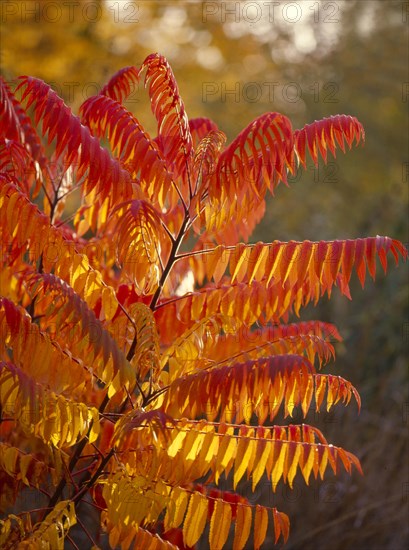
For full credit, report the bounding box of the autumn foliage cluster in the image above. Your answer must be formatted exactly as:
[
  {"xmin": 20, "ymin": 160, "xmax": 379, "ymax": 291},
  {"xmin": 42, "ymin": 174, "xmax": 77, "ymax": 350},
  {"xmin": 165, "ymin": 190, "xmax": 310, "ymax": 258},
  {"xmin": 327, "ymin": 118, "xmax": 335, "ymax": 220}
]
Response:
[{"xmin": 0, "ymin": 53, "xmax": 407, "ymax": 549}]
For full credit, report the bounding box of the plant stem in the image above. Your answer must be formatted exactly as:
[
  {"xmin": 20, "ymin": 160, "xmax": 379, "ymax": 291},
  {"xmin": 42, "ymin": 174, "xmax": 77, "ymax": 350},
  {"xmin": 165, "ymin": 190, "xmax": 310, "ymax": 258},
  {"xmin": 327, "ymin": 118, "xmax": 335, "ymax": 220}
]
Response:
[
  {"xmin": 149, "ymin": 213, "xmax": 190, "ymax": 312},
  {"xmin": 72, "ymin": 449, "xmax": 115, "ymax": 505}
]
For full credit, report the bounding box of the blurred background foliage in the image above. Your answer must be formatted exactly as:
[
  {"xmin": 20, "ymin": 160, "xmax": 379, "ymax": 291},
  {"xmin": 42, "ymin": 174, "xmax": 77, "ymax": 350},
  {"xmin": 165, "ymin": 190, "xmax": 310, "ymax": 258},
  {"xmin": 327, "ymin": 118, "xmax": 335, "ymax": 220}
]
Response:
[{"xmin": 1, "ymin": 0, "xmax": 408, "ymax": 548}]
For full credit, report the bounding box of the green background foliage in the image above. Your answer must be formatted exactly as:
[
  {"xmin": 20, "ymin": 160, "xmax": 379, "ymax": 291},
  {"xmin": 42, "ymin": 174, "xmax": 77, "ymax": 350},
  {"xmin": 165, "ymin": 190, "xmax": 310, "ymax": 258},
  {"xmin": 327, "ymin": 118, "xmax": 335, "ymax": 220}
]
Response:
[{"xmin": 1, "ymin": 0, "xmax": 408, "ymax": 547}]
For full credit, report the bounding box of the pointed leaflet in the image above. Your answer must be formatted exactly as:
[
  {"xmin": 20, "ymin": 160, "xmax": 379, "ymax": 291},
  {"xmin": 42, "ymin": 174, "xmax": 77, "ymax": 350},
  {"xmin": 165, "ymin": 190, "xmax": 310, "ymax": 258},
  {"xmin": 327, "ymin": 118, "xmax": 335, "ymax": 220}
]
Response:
[
  {"xmin": 205, "ymin": 112, "xmax": 294, "ymax": 237},
  {"xmin": 27, "ymin": 273, "xmax": 133, "ymax": 390},
  {"xmin": 233, "ymin": 428, "xmax": 257, "ymax": 488},
  {"xmin": 183, "ymin": 491, "xmax": 208, "ymax": 547},
  {"xmin": 126, "ymin": 302, "xmax": 161, "ymax": 383},
  {"xmin": 189, "ymin": 117, "xmax": 220, "ymax": 148},
  {"xmin": 114, "ymin": 199, "xmax": 168, "ymax": 294},
  {"xmin": 0, "ymin": 178, "xmax": 118, "ymax": 320},
  {"xmin": 161, "ymin": 355, "xmax": 316, "ymax": 424},
  {"xmin": 0, "ymin": 443, "xmax": 51, "ymax": 488},
  {"xmin": 186, "ymin": 237, "xmax": 407, "ymax": 300},
  {"xmin": 190, "ymin": 130, "xmax": 226, "ymax": 223},
  {"xmin": 117, "ymin": 418, "xmax": 362, "ymax": 492},
  {"xmin": 0, "ymin": 139, "xmax": 37, "ymax": 196},
  {"xmin": 0, "ymin": 298, "xmax": 90, "ymax": 394},
  {"xmin": 100, "ymin": 65, "xmax": 139, "ymax": 103},
  {"xmin": 16, "ymin": 76, "xmax": 135, "ymax": 210},
  {"xmin": 214, "ymin": 112, "xmax": 294, "ymax": 199},
  {"xmin": 254, "ymin": 505, "xmax": 269, "ymax": 550},
  {"xmin": 80, "ymin": 94, "xmax": 176, "ymax": 209},
  {"xmin": 0, "ymin": 360, "xmax": 101, "ymax": 447},
  {"xmin": 209, "ymin": 498, "xmax": 232, "ymax": 550},
  {"xmin": 164, "ymin": 487, "xmax": 190, "ymax": 531},
  {"xmin": 20, "ymin": 501, "xmax": 76, "ymax": 547},
  {"xmin": 140, "ymin": 53, "xmax": 193, "ymax": 183},
  {"xmin": 294, "ymin": 114, "xmax": 365, "ymax": 168},
  {"xmin": 161, "ymin": 324, "xmax": 338, "ymax": 378},
  {"xmin": 233, "ymin": 504, "xmax": 252, "ymax": 550},
  {"xmin": 272, "ymin": 508, "xmax": 290, "ymax": 544},
  {"xmin": 0, "ymin": 76, "xmax": 47, "ymax": 173}
]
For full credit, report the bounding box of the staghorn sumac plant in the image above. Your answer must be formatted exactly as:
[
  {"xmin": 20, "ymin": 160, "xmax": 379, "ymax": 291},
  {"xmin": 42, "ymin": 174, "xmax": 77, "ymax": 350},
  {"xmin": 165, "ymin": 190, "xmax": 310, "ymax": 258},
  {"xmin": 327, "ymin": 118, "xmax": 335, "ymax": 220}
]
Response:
[{"xmin": 0, "ymin": 53, "xmax": 407, "ymax": 549}]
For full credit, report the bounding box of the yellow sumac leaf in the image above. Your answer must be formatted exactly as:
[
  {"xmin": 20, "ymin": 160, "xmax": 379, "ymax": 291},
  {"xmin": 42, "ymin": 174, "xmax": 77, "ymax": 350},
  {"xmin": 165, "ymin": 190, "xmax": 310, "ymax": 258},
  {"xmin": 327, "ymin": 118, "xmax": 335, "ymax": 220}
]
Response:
[
  {"xmin": 184, "ymin": 430, "xmax": 206, "ymax": 462},
  {"xmin": 230, "ymin": 244, "xmax": 247, "ymax": 283},
  {"xmin": 252, "ymin": 436, "xmax": 271, "ymax": 491},
  {"xmin": 106, "ymin": 364, "xmax": 116, "ymax": 398},
  {"xmin": 3, "ymin": 447, "xmax": 17, "ymax": 477},
  {"xmin": 315, "ymin": 374, "xmax": 327, "ymax": 411},
  {"xmin": 214, "ymin": 426, "xmax": 236, "ymax": 483},
  {"xmin": 109, "ymin": 525, "xmax": 121, "ymax": 549},
  {"xmin": 285, "ymin": 375, "xmax": 298, "ymax": 416},
  {"xmin": 76, "ymin": 218, "xmax": 89, "ymax": 237},
  {"xmin": 318, "ymin": 445, "xmax": 329, "ymax": 479},
  {"xmin": 254, "ymin": 505, "xmax": 269, "ymax": 550},
  {"xmin": 101, "ymin": 286, "xmax": 118, "ymax": 321},
  {"xmin": 287, "ymin": 442, "xmax": 303, "ymax": 488},
  {"xmin": 88, "ymin": 407, "xmax": 101, "ymax": 444},
  {"xmin": 248, "ymin": 243, "xmax": 269, "ymax": 284},
  {"xmin": 58, "ymin": 395, "xmax": 70, "ymax": 446},
  {"xmin": 19, "ymin": 454, "xmax": 32, "ymax": 486},
  {"xmin": 300, "ymin": 443, "xmax": 316, "ymax": 484},
  {"xmin": 118, "ymin": 526, "xmax": 135, "ymax": 550},
  {"xmin": 69, "ymin": 402, "xmax": 83, "ymax": 444},
  {"xmin": 271, "ymin": 442, "xmax": 287, "ymax": 486},
  {"xmin": 301, "ymin": 375, "xmax": 314, "ymax": 417},
  {"xmin": 183, "ymin": 492, "xmax": 208, "ymax": 548},
  {"xmin": 28, "ymin": 500, "xmax": 76, "ymax": 548},
  {"xmin": 42, "ymin": 400, "xmax": 58, "ymax": 445},
  {"xmin": 164, "ymin": 487, "xmax": 189, "ymax": 531},
  {"xmin": 167, "ymin": 428, "xmax": 188, "ymax": 457},
  {"xmin": 233, "ymin": 433, "xmax": 255, "ymax": 489},
  {"xmin": 209, "ymin": 499, "xmax": 232, "ymax": 550},
  {"xmin": 233, "ymin": 504, "xmax": 252, "ymax": 550},
  {"xmin": 326, "ymin": 374, "xmax": 336, "ymax": 411},
  {"xmin": 201, "ymin": 431, "xmax": 220, "ymax": 467},
  {"xmin": 84, "ymin": 270, "xmax": 100, "ymax": 308}
]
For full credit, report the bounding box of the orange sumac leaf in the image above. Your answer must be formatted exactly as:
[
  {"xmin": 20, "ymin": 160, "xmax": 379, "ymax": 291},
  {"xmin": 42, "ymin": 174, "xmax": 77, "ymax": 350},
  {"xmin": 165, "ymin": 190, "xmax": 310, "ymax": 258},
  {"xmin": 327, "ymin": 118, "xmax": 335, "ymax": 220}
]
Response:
[
  {"xmin": 254, "ymin": 505, "xmax": 269, "ymax": 550},
  {"xmin": 233, "ymin": 504, "xmax": 252, "ymax": 550},
  {"xmin": 209, "ymin": 498, "xmax": 232, "ymax": 550},
  {"xmin": 183, "ymin": 492, "xmax": 208, "ymax": 548},
  {"xmin": 272, "ymin": 508, "xmax": 290, "ymax": 544},
  {"xmin": 161, "ymin": 355, "xmax": 315, "ymax": 424}
]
